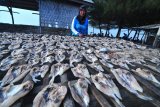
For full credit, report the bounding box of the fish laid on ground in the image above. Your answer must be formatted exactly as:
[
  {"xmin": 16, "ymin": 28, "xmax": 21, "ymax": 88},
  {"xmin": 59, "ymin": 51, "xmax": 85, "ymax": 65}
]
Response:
[
  {"xmin": 0, "ymin": 56, "xmax": 18, "ymax": 71},
  {"xmin": 0, "ymin": 49, "xmax": 10, "ymax": 56},
  {"xmin": 134, "ymin": 68, "xmax": 160, "ymax": 86},
  {"xmin": 99, "ymin": 59, "xmax": 114, "ymax": 68},
  {"xmin": 0, "ymin": 81, "xmax": 33, "ymax": 107},
  {"xmin": 144, "ymin": 64, "xmax": 160, "ymax": 74},
  {"xmin": 111, "ymin": 59, "xmax": 130, "ymax": 70},
  {"xmin": 8, "ymin": 43, "xmax": 20, "ymax": 50},
  {"xmin": 30, "ymin": 65, "xmax": 49, "ymax": 83},
  {"xmin": 111, "ymin": 68, "xmax": 152, "ymax": 100},
  {"xmin": 28, "ymin": 54, "xmax": 40, "ymax": 66},
  {"xmin": 49, "ymin": 63, "xmax": 70, "ymax": 85},
  {"xmin": 11, "ymin": 49, "xmax": 28, "ymax": 57},
  {"xmin": 83, "ymin": 53, "xmax": 98, "ymax": 63},
  {"xmin": 68, "ymin": 78, "xmax": 90, "ymax": 107},
  {"xmin": 69, "ymin": 52, "xmax": 83, "ymax": 67},
  {"xmin": 41, "ymin": 55, "xmax": 54, "ymax": 64},
  {"xmin": 33, "ymin": 84, "xmax": 67, "ymax": 107},
  {"xmin": 71, "ymin": 64, "xmax": 90, "ymax": 78},
  {"xmin": 87, "ymin": 63, "xmax": 104, "ymax": 72},
  {"xmin": 94, "ymin": 50, "xmax": 110, "ymax": 60},
  {"xmin": 91, "ymin": 72, "xmax": 124, "ymax": 107},
  {"xmin": 0, "ymin": 64, "xmax": 30, "ymax": 87},
  {"xmin": 55, "ymin": 52, "xmax": 66, "ymax": 63}
]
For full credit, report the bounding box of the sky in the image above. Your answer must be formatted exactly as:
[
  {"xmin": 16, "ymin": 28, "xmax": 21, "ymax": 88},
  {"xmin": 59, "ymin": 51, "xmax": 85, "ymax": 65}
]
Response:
[{"xmin": 0, "ymin": 6, "xmax": 144, "ymax": 40}]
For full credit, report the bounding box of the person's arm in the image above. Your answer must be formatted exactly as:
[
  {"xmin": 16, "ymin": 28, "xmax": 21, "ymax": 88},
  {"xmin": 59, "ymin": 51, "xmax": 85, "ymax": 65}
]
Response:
[
  {"xmin": 71, "ymin": 16, "xmax": 79, "ymax": 35},
  {"xmin": 85, "ymin": 18, "xmax": 88, "ymax": 35}
]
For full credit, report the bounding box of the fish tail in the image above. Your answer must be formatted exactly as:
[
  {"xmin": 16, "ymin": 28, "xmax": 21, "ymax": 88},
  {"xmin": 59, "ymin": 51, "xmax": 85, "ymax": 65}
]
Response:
[
  {"xmin": 115, "ymin": 98, "xmax": 125, "ymax": 107},
  {"xmin": 153, "ymin": 82, "xmax": 160, "ymax": 88},
  {"xmin": 49, "ymin": 76, "xmax": 55, "ymax": 85},
  {"xmin": 136, "ymin": 93, "xmax": 153, "ymax": 101}
]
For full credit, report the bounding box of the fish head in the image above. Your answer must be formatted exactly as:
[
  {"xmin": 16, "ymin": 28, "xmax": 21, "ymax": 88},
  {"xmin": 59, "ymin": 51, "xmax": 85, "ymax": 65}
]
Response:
[
  {"xmin": 78, "ymin": 64, "xmax": 90, "ymax": 78},
  {"xmin": 21, "ymin": 81, "xmax": 34, "ymax": 92},
  {"xmin": 77, "ymin": 78, "xmax": 89, "ymax": 89}
]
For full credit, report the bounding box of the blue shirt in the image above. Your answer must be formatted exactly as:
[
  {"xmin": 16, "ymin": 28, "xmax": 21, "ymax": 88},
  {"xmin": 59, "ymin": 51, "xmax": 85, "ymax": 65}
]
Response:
[{"xmin": 71, "ymin": 16, "xmax": 88, "ymax": 36}]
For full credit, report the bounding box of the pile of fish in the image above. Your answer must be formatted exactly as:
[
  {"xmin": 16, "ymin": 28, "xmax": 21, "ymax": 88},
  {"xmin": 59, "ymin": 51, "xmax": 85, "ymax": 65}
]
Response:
[{"xmin": 0, "ymin": 32, "xmax": 160, "ymax": 107}]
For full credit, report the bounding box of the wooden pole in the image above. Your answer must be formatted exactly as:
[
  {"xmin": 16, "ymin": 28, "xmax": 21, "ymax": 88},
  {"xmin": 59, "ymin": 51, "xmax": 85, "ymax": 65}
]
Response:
[{"xmin": 153, "ymin": 27, "xmax": 160, "ymax": 47}]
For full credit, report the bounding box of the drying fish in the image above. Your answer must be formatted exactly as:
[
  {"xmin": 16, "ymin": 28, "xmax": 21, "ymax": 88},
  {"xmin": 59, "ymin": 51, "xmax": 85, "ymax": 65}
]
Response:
[
  {"xmin": 41, "ymin": 55, "xmax": 54, "ymax": 64},
  {"xmin": 49, "ymin": 63, "xmax": 70, "ymax": 85},
  {"xmin": 63, "ymin": 96, "xmax": 75, "ymax": 107},
  {"xmin": 87, "ymin": 63, "xmax": 104, "ymax": 72},
  {"xmin": 22, "ymin": 43, "xmax": 34, "ymax": 49},
  {"xmin": 55, "ymin": 52, "xmax": 66, "ymax": 63},
  {"xmin": 69, "ymin": 52, "xmax": 83, "ymax": 67},
  {"xmin": 83, "ymin": 53, "xmax": 98, "ymax": 63},
  {"xmin": 86, "ymin": 48, "xmax": 94, "ymax": 54},
  {"xmin": 28, "ymin": 54, "xmax": 40, "ymax": 66},
  {"xmin": 0, "ymin": 56, "xmax": 18, "ymax": 71},
  {"xmin": 111, "ymin": 59, "xmax": 130, "ymax": 70},
  {"xmin": 8, "ymin": 43, "xmax": 20, "ymax": 50},
  {"xmin": 134, "ymin": 68, "xmax": 160, "ymax": 86},
  {"xmin": 0, "ymin": 64, "xmax": 30, "ymax": 87},
  {"xmin": 99, "ymin": 47, "xmax": 108, "ymax": 52},
  {"xmin": 94, "ymin": 51, "xmax": 110, "ymax": 60},
  {"xmin": 0, "ymin": 49, "xmax": 10, "ymax": 56},
  {"xmin": 144, "ymin": 64, "xmax": 160, "ymax": 74},
  {"xmin": 59, "ymin": 43, "xmax": 70, "ymax": 49},
  {"xmin": 11, "ymin": 49, "xmax": 28, "ymax": 57},
  {"xmin": 99, "ymin": 59, "xmax": 114, "ymax": 68},
  {"xmin": 1, "ymin": 40, "xmax": 11, "ymax": 45},
  {"xmin": 0, "ymin": 81, "xmax": 33, "ymax": 107},
  {"xmin": 30, "ymin": 65, "xmax": 49, "ymax": 83},
  {"xmin": 111, "ymin": 68, "xmax": 152, "ymax": 100},
  {"xmin": 68, "ymin": 78, "xmax": 90, "ymax": 107},
  {"xmin": 33, "ymin": 83, "xmax": 67, "ymax": 107},
  {"xmin": 71, "ymin": 64, "xmax": 90, "ymax": 78},
  {"xmin": 91, "ymin": 72, "xmax": 124, "ymax": 107}
]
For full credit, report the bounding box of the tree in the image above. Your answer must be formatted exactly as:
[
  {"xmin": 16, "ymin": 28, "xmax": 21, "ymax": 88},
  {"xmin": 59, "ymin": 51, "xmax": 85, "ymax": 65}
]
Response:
[
  {"xmin": 88, "ymin": 0, "xmax": 107, "ymax": 34},
  {"xmin": 0, "ymin": 0, "xmax": 14, "ymax": 24},
  {"xmin": 89, "ymin": 0, "xmax": 160, "ymax": 38}
]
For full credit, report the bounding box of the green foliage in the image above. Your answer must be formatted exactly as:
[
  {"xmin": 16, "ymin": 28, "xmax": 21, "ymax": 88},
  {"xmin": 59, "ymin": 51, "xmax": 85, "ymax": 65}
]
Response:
[{"xmin": 89, "ymin": 0, "xmax": 160, "ymax": 28}]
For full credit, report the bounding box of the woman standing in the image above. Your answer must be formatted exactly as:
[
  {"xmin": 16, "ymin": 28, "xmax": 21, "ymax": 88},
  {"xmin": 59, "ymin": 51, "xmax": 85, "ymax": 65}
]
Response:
[{"xmin": 71, "ymin": 5, "xmax": 88, "ymax": 37}]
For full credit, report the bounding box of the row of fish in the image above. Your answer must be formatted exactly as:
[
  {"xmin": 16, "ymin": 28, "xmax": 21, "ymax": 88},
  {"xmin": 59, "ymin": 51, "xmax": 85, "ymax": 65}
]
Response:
[{"xmin": 0, "ymin": 32, "xmax": 160, "ymax": 107}]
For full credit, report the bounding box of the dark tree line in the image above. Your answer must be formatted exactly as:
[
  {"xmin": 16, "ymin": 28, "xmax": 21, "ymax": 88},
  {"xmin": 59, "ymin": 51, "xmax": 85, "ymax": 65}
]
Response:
[{"xmin": 88, "ymin": 0, "xmax": 160, "ymax": 38}]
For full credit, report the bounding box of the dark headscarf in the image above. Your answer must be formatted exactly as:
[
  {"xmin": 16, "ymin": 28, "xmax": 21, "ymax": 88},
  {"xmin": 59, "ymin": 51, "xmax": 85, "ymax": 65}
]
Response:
[{"xmin": 76, "ymin": 5, "xmax": 87, "ymax": 24}]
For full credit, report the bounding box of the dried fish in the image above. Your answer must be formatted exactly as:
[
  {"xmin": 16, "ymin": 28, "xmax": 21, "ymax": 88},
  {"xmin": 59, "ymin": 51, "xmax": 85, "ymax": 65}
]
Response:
[
  {"xmin": 30, "ymin": 65, "xmax": 49, "ymax": 83},
  {"xmin": 70, "ymin": 52, "xmax": 83, "ymax": 67},
  {"xmin": 71, "ymin": 64, "xmax": 90, "ymax": 78},
  {"xmin": 49, "ymin": 63, "xmax": 70, "ymax": 85},
  {"xmin": 0, "ymin": 64, "xmax": 30, "ymax": 87},
  {"xmin": 33, "ymin": 84, "xmax": 67, "ymax": 107},
  {"xmin": 91, "ymin": 73, "xmax": 124, "ymax": 107},
  {"xmin": 135, "ymin": 68, "xmax": 160, "ymax": 86},
  {"xmin": 111, "ymin": 68, "xmax": 152, "ymax": 100},
  {"xmin": 68, "ymin": 78, "xmax": 90, "ymax": 107},
  {"xmin": 87, "ymin": 63, "xmax": 104, "ymax": 72},
  {"xmin": 0, "ymin": 81, "xmax": 33, "ymax": 107}
]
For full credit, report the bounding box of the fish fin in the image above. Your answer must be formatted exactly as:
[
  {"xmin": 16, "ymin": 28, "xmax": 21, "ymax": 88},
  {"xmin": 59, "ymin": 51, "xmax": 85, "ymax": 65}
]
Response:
[
  {"xmin": 33, "ymin": 78, "xmax": 40, "ymax": 83},
  {"xmin": 70, "ymin": 62, "xmax": 74, "ymax": 67}
]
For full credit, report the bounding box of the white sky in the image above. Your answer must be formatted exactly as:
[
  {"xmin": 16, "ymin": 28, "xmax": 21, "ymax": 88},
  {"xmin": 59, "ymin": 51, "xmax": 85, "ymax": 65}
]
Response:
[
  {"xmin": 0, "ymin": 6, "xmax": 144, "ymax": 40},
  {"xmin": 0, "ymin": 6, "xmax": 39, "ymax": 25}
]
